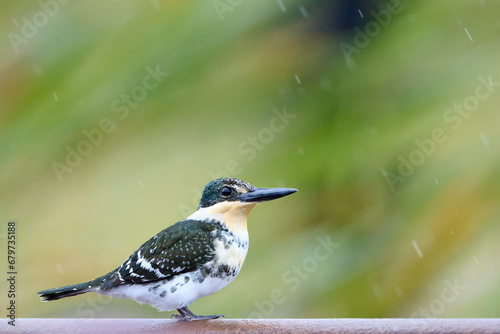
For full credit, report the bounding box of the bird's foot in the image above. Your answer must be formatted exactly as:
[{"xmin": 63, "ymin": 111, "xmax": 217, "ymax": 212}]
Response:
[{"xmin": 172, "ymin": 306, "xmax": 225, "ymax": 321}]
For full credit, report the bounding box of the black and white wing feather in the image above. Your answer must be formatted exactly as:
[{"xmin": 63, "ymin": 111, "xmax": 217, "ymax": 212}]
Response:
[{"xmin": 101, "ymin": 219, "xmax": 218, "ymax": 289}]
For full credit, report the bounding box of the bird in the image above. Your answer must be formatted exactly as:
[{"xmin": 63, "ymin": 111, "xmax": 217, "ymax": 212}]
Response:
[{"xmin": 38, "ymin": 177, "xmax": 297, "ymax": 320}]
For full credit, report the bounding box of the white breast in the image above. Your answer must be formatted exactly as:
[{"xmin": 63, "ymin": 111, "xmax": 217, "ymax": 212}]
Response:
[{"xmin": 104, "ymin": 263, "xmax": 236, "ymax": 312}]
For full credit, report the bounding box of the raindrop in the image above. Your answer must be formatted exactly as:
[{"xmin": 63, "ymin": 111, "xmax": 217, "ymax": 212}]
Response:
[
  {"xmin": 358, "ymin": 9, "xmax": 364, "ymax": 18},
  {"xmin": 298, "ymin": 5, "xmax": 309, "ymax": 19},
  {"xmin": 478, "ymin": 132, "xmax": 491, "ymax": 150},
  {"xmin": 53, "ymin": 92, "xmax": 59, "ymax": 101},
  {"xmin": 295, "ymin": 74, "xmax": 301, "ymax": 85},
  {"xmin": 464, "ymin": 28, "xmax": 473, "ymax": 42},
  {"xmin": 412, "ymin": 240, "xmax": 423, "ymax": 258},
  {"xmin": 488, "ymin": 75, "xmax": 494, "ymax": 86},
  {"xmin": 277, "ymin": 0, "xmax": 286, "ymax": 13},
  {"xmin": 473, "ymin": 256, "xmax": 478, "ymax": 264},
  {"xmin": 55, "ymin": 262, "xmax": 64, "ymax": 275}
]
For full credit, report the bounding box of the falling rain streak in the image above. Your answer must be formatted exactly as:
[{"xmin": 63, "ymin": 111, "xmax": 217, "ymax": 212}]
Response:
[
  {"xmin": 298, "ymin": 5, "xmax": 309, "ymax": 19},
  {"xmin": 464, "ymin": 28, "xmax": 473, "ymax": 42},
  {"xmin": 277, "ymin": 0, "xmax": 286, "ymax": 13},
  {"xmin": 412, "ymin": 240, "xmax": 423, "ymax": 258},
  {"xmin": 478, "ymin": 132, "xmax": 491, "ymax": 150}
]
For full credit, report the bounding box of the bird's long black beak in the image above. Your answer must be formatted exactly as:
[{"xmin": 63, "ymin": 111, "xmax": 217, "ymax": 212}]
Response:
[{"xmin": 237, "ymin": 187, "xmax": 297, "ymax": 202}]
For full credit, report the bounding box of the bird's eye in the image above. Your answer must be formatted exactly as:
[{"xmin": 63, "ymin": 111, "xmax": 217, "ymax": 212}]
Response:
[{"xmin": 220, "ymin": 186, "xmax": 232, "ymax": 197}]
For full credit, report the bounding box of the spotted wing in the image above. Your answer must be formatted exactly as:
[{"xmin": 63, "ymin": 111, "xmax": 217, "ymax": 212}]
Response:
[{"xmin": 103, "ymin": 220, "xmax": 218, "ymax": 288}]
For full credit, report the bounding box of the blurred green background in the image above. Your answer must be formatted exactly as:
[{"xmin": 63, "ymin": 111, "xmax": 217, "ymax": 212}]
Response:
[{"xmin": 1, "ymin": 0, "xmax": 499, "ymax": 319}]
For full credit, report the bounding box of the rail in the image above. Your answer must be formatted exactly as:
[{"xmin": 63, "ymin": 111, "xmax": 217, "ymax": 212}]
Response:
[{"xmin": 5, "ymin": 318, "xmax": 500, "ymax": 333}]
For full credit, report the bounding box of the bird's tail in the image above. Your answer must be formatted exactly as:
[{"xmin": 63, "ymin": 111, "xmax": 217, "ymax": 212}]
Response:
[{"xmin": 38, "ymin": 281, "xmax": 95, "ymax": 301}]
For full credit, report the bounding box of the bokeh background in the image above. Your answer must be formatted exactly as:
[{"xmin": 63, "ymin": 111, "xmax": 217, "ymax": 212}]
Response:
[{"xmin": 2, "ymin": 0, "xmax": 500, "ymax": 319}]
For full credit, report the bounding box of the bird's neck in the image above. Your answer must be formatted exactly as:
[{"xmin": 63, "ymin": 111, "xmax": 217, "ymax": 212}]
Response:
[{"xmin": 187, "ymin": 201, "xmax": 257, "ymax": 238}]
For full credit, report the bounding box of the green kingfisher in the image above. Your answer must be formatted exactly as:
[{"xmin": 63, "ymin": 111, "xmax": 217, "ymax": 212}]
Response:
[{"xmin": 38, "ymin": 178, "xmax": 297, "ymax": 320}]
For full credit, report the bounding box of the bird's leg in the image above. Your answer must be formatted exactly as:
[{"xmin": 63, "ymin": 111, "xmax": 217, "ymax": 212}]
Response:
[{"xmin": 171, "ymin": 306, "xmax": 225, "ymax": 321}]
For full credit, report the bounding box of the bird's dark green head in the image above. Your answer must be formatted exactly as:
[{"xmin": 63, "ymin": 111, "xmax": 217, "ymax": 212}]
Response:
[{"xmin": 198, "ymin": 178, "xmax": 297, "ymax": 209}]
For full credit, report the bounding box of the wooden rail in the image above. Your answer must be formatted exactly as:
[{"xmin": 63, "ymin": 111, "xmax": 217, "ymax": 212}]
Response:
[{"xmin": 5, "ymin": 318, "xmax": 500, "ymax": 333}]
